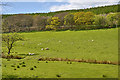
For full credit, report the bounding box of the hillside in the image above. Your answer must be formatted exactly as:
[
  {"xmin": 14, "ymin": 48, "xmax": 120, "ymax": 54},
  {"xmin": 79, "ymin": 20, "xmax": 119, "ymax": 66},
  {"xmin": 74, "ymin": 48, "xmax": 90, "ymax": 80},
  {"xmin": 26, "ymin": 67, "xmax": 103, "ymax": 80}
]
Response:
[{"xmin": 2, "ymin": 4, "xmax": 120, "ymax": 18}]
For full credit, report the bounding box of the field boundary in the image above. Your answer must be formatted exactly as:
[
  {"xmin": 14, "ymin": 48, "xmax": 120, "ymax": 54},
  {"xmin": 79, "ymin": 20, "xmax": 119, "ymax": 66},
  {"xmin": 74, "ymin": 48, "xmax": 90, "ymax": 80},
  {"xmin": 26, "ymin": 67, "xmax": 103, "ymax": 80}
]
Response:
[{"xmin": 38, "ymin": 57, "xmax": 119, "ymax": 65}]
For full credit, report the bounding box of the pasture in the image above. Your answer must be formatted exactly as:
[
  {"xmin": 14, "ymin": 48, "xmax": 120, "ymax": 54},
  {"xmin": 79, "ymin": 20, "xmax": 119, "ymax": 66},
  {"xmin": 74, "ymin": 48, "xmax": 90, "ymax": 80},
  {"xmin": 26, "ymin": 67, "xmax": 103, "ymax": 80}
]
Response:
[{"xmin": 2, "ymin": 28, "xmax": 118, "ymax": 78}]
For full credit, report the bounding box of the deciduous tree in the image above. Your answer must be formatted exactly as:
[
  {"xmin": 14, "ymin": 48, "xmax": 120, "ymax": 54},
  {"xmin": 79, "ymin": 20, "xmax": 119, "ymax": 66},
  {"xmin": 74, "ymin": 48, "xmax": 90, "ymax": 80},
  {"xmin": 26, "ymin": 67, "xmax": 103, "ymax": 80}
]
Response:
[{"xmin": 2, "ymin": 33, "xmax": 24, "ymax": 54}]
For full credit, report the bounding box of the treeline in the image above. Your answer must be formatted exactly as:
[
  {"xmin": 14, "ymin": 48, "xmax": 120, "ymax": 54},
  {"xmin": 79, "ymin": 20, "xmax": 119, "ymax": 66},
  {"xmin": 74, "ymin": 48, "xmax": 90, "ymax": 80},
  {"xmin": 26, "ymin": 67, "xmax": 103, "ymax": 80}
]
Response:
[
  {"xmin": 2, "ymin": 11, "xmax": 120, "ymax": 32},
  {"xmin": 2, "ymin": 4, "xmax": 120, "ymax": 18}
]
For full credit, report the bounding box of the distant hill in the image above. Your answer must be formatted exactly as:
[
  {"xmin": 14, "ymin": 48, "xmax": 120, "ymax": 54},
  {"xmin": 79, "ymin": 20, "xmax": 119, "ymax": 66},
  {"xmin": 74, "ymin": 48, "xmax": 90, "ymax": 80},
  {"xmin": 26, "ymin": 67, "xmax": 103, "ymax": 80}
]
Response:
[{"xmin": 2, "ymin": 4, "xmax": 120, "ymax": 18}]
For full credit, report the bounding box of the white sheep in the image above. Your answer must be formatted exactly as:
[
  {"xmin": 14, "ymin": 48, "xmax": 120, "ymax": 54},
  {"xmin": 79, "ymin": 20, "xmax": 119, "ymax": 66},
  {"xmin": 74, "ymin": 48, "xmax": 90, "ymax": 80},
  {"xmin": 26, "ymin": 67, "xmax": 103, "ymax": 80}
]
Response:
[
  {"xmin": 29, "ymin": 53, "xmax": 34, "ymax": 55},
  {"xmin": 41, "ymin": 48, "xmax": 44, "ymax": 50},
  {"xmin": 29, "ymin": 52, "xmax": 31, "ymax": 55},
  {"xmin": 31, "ymin": 53, "xmax": 34, "ymax": 55}
]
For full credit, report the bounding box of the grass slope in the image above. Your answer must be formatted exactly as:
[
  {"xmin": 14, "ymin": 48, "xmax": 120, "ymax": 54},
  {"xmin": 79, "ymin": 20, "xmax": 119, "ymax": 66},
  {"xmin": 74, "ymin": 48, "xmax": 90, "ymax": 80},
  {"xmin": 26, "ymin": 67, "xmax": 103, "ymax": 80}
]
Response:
[
  {"xmin": 2, "ymin": 28, "xmax": 118, "ymax": 78},
  {"xmin": 2, "ymin": 59, "xmax": 118, "ymax": 78},
  {"xmin": 3, "ymin": 28, "xmax": 118, "ymax": 61}
]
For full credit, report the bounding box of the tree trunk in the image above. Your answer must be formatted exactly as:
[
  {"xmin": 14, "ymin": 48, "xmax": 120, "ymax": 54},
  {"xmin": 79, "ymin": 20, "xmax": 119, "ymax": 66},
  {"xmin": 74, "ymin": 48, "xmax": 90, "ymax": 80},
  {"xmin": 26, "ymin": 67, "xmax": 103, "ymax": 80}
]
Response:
[
  {"xmin": 8, "ymin": 49, "xmax": 11, "ymax": 55},
  {"xmin": 116, "ymin": 24, "xmax": 117, "ymax": 28}
]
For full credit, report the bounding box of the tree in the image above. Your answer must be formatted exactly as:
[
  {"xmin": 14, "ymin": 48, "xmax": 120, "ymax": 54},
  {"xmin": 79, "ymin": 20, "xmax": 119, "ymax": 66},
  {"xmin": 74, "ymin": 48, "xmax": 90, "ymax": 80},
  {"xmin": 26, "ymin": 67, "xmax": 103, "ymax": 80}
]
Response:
[
  {"xmin": 74, "ymin": 12, "xmax": 85, "ymax": 25},
  {"xmin": 46, "ymin": 17, "xmax": 61, "ymax": 30},
  {"xmin": 106, "ymin": 13, "xmax": 118, "ymax": 27},
  {"xmin": 94, "ymin": 15, "xmax": 107, "ymax": 26},
  {"xmin": 84, "ymin": 12, "xmax": 95, "ymax": 25},
  {"xmin": 2, "ymin": 33, "xmax": 24, "ymax": 54},
  {"xmin": 2, "ymin": 15, "xmax": 33, "ymax": 32},
  {"xmin": 73, "ymin": 12, "xmax": 94, "ymax": 25},
  {"xmin": 64, "ymin": 13, "xmax": 74, "ymax": 27},
  {"xmin": 54, "ymin": 12, "xmax": 69, "ymax": 26},
  {"xmin": 33, "ymin": 15, "xmax": 49, "ymax": 29}
]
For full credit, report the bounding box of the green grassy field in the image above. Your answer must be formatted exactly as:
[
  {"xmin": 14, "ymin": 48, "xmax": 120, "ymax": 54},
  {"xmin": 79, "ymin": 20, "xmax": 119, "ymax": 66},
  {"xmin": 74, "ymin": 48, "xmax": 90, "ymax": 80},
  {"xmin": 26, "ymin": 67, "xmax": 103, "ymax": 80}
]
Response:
[
  {"xmin": 2, "ymin": 28, "xmax": 118, "ymax": 78},
  {"xmin": 2, "ymin": 59, "xmax": 118, "ymax": 78}
]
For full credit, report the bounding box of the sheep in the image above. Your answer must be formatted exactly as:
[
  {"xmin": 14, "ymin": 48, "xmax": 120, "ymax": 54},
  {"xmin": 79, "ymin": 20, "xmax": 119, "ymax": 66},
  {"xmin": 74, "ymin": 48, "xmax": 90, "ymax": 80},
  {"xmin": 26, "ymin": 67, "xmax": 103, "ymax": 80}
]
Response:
[
  {"xmin": 29, "ymin": 53, "xmax": 31, "ymax": 55},
  {"xmin": 29, "ymin": 53, "xmax": 34, "ymax": 55},
  {"xmin": 41, "ymin": 48, "xmax": 44, "ymax": 50},
  {"xmin": 45, "ymin": 47, "xmax": 49, "ymax": 50}
]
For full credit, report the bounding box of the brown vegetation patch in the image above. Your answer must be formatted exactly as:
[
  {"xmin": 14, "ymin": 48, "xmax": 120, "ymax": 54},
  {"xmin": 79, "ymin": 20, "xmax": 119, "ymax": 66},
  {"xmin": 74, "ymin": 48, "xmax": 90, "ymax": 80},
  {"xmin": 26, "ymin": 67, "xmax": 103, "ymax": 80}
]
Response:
[{"xmin": 38, "ymin": 57, "xmax": 119, "ymax": 65}]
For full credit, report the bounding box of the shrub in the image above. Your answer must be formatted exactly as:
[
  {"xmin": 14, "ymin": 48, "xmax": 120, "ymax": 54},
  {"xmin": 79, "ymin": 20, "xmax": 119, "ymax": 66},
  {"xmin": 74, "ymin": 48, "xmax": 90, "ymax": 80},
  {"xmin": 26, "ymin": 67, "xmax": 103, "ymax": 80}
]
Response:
[
  {"xmin": 34, "ymin": 66, "xmax": 37, "ymax": 68},
  {"xmin": 70, "ymin": 61, "xmax": 72, "ymax": 64},
  {"xmin": 22, "ymin": 62, "xmax": 25, "ymax": 64},
  {"xmin": 7, "ymin": 59, "xmax": 10, "ymax": 61},
  {"xmin": 14, "ymin": 68, "xmax": 16, "ymax": 70},
  {"xmin": 22, "ymin": 65, "xmax": 26, "ymax": 67},
  {"xmin": 17, "ymin": 65, "xmax": 20, "ymax": 68},
  {"xmin": 46, "ymin": 61, "xmax": 48, "ymax": 63},
  {"xmin": 19, "ymin": 63, "xmax": 22, "ymax": 65},
  {"xmin": 11, "ymin": 65, "xmax": 15, "ymax": 67},
  {"xmin": 56, "ymin": 74, "xmax": 61, "ymax": 77},
  {"xmin": 30, "ymin": 67, "xmax": 34, "ymax": 70}
]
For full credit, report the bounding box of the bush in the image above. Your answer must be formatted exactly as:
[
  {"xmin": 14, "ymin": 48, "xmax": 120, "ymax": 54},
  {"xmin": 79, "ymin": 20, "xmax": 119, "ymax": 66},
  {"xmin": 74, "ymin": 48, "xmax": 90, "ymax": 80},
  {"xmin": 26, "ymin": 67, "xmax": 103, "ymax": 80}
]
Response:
[
  {"xmin": 56, "ymin": 74, "xmax": 61, "ymax": 77},
  {"xmin": 34, "ymin": 66, "xmax": 37, "ymax": 68},
  {"xmin": 30, "ymin": 67, "xmax": 34, "ymax": 70},
  {"xmin": 22, "ymin": 65, "xmax": 26, "ymax": 67},
  {"xmin": 11, "ymin": 65, "xmax": 15, "ymax": 67},
  {"xmin": 14, "ymin": 68, "xmax": 16, "ymax": 70},
  {"xmin": 17, "ymin": 65, "xmax": 20, "ymax": 68}
]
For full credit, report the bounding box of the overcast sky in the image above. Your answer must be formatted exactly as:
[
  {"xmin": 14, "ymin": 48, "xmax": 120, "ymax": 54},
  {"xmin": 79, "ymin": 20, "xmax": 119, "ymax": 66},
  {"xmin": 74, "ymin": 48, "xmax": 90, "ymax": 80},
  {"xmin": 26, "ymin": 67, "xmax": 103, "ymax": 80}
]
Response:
[{"xmin": 1, "ymin": 0, "xmax": 120, "ymax": 14}]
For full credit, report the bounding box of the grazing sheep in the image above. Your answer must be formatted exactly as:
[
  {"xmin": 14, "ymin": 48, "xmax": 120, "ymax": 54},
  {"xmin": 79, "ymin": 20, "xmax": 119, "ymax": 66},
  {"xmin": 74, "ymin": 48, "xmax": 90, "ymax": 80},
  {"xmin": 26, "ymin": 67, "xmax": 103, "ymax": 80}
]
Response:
[
  {"xmin": 31, "ymin": 53, "xmax": 34, "ymax": 55},
  {"xmin": 41, "ymin": 48, "xmax": 44, "ymax": 50},
  {"xmin": 29, "ymin": 53, "xmax": 34, "ymax": 55},
  {"xmin": 45, "ymin": 47, "xmax": 49, "ymax": 50},
  {"xmin": 29, "ymin": 53, "xmax": 31, "ymax": 55},
  {"xmin": 92, "ymin": 40, "xmax": 94, "ymax": 42}
]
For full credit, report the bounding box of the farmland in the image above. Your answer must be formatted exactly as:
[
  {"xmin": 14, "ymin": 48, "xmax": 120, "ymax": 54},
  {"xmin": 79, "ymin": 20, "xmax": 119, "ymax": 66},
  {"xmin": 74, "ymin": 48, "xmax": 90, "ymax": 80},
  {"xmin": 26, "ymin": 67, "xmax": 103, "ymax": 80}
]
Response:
[{"xmin": 2, "ymin": 28, "xmax": 118, "ymax": 78}]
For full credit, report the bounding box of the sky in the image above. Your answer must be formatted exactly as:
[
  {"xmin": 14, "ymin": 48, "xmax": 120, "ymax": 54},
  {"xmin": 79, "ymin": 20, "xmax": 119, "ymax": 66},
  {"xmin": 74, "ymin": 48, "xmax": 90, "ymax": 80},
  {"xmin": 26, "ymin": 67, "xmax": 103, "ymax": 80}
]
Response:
[{"xmin": 1, "ymin": 0, "xmax": 120, "ymax": 14}]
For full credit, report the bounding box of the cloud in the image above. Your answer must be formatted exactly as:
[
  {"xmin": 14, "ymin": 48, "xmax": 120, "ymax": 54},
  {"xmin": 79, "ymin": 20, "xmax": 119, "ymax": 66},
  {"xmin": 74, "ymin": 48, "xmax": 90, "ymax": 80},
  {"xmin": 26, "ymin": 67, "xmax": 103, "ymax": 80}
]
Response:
[
  {"xmin": 1, "ymin": 0, "xmax": 47, "ymax": 2},
  {"xmin": 50, "ymin": 0, "xmax": 120, "ymax": 12}
]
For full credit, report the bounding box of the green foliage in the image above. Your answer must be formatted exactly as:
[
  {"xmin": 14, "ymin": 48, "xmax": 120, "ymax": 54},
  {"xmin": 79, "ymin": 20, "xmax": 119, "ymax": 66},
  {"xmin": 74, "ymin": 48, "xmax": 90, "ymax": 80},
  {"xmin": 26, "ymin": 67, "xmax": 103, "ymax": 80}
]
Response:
[
  {"xmin": 84, "ymin": 12, "xmax": 95, "ymax": 25},
  {"xmin": 74, "ymin": 12, "xmax": 94, "ymax": 25},
  {"xmin": 2, "ymin": 4, "xmax": 120, "ymax": 32},
  {"xmin": 30, "ymin": 67, "xmax": 34, "ymax": 70},
  {"xmin": 106, "ymin": 13, "xmax": 119, "ymax": 27},
  {"xmin": 46, "ymin": 17, "xmax": 61, "ymax": 30},
  {"xmin": 45, "ymin": 25, "xmax": 55, "ymax": 30},
  {"xmin": 22, "ymin": 65, "xmax": 26, "ymax": 67},
  {"xmin": 74, "ymin": 12, "xmax": 85, "ymax": 25},
  {"xmin": 2, "ymin": 4, "xmax": 119, "ymax": 18},
  {"xmin": 2, "ymin": 33, "xmax": 24, "ymax": 54},
  {"xmin": 94, "ymin": 15, "xmax": 107, "ymax": 26},
  {"xmin": 64, "ymin": 13, "xmax": 74, "ymax": 26},
  {"xmin": 17, "ymin": 65, "xmax": 20, "ymax": 68}
]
